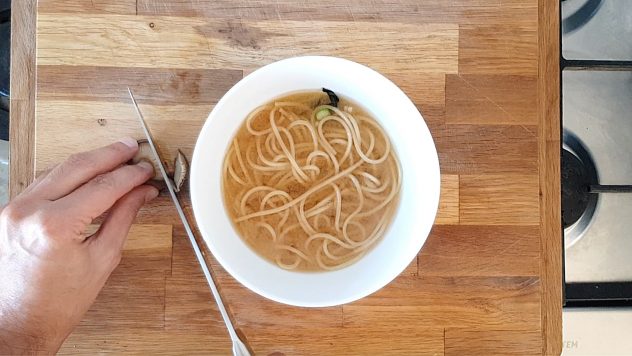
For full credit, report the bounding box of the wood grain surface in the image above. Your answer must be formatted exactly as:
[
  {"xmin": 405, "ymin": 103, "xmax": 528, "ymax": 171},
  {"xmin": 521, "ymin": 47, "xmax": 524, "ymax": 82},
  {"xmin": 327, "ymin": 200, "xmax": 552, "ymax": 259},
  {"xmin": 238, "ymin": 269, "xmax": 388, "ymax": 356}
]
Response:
[
  {"xmin": 9, "ymin": 0, "xmax": 36, "ymax": 197},
  {"xmin": 8, "ymin": 0, "xmax": 562, "ymax": 354},
  {"xmin": 538, "ymin": 0, "xmax": 563, "ymax": 354}
]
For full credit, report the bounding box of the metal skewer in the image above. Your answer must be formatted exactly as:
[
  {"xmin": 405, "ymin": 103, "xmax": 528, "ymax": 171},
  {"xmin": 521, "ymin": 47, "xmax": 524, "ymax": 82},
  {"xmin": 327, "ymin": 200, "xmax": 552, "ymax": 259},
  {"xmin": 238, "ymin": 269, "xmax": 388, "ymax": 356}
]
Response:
[{"xmin": 128, "ymin": 88, "xmax": 251, "ymax": 356}]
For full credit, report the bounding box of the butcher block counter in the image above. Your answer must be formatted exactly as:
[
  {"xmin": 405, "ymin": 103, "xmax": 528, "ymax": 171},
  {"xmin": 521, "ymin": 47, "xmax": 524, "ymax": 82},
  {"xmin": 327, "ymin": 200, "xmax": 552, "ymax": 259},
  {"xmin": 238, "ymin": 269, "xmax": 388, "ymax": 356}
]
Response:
[{"xmin": 9, "ymin": 0, "xmax": 562, "ymax": 354}]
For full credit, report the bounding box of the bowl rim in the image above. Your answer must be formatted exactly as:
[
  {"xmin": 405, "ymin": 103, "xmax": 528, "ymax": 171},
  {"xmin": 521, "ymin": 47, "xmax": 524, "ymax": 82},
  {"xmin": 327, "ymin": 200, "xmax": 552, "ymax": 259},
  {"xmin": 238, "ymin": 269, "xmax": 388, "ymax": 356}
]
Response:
[{"xmin": 190, "ymin": 55, "xmax": 440, "ymax": 307}]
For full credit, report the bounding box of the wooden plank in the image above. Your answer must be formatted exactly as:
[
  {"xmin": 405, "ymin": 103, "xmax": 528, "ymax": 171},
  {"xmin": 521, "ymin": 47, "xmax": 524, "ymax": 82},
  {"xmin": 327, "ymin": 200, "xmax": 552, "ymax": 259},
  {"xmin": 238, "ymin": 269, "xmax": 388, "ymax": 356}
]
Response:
[
  {"xmin": 435, "ymin": 125, "xmax": 538, "ymax": 175},
  {"xmin": 137, "ymin": 0, "xmax": 536, "ymax": 27},
  {"xmin": 435, "ymin": 174, "xmax": 459, "ymax": 225},
  {"xmin": 247, "ymin": 326, "xmax": 444, "ymax": 356},
  {"xmin": 75, "ymin": 274, "xmax": 167, "ymax": 331},
  {"xmin": 458, "ymin": 24, "xmax": 538, "ymax": 75},
  {"xmin": 123, "ymin": 224, "xmax": 172, "ymax": 254},
  {"xmin": 67, "ymin": 225, "xmax": 173, "ymax": 332},
  {"xmin": 35, "ymin": 65, "xmax": 442, "ymax": 128},
  {"xmin": 37, "ymin": 14, "xmax": 459, "ymax": 74},
  {"xmin": 30, "ymin": 0, "xmax": 556, "ymax": 352},
  {"xmin": 59, "ymin": 330, "xmax": 231, "ymax": 355},
  {"xmin": 164, "ymin": 221, "xmax": 237, "ymax": 332},
  {"xmin": 38, "ymin": 0, "xmax": 136, "ymax": 15},
  {"xmin": 350, "ymin": 275, "xmax": 541, "ymax": 307},
  {"xmin": 401, "ymin": 256, "xmax": 419, "ymax": 277},
  {"xmin": 164, "ymin": 276, "xmax": 232, "ymax": 332},
  {"xmin": 169, "ymin": 226, "xmax": 344, "ymax": 330},
  {"xmin": 37, "ymin": 66, "xmax": 243, "ymax": 105},
  {"xmin": 9, "ymin": 0, "xmax": 37, "ymax": 197},
  {"xmin": 540, "ymin": 141, "xmax": 562, "ymax": 356},
  {"xmin": 459, "ymin": 175, "xmax": 539, "ymax": 225},
  {"xmin": 388, "ymin": 73, "xmax": 445, "ymax": 109},
  {"xmin": 165, "ymin": 227, "xmax": 243, "ymax": 332},
  {"xmin": 445, "ymin": 74, "xmax": 537, "ymax": 125},
  {"xmin": 420, "ymin": 225, "xmax": 540, "ymax": 277},
  {"xmin": 217, "ymin": 274, "xmax": 344, "ymax": 330},
  {"xmin": 538, "ymin": 0, "xmax": 563, "ymax": 353},
  {"xmin": 345, "ymin": 276, "xmax": 541, "ymax": 329},
  {"xmin": 344, "ymin": 303, "xmax": 539, "ymax": 332},
  {"xmin": 445, "ymin": 329, "xmax": 541, "ymax": 356},
  {"xmin": 387, "ymin": 72, "xmax": 446, "ymax": 130},
  {"xmin": 34, "ymin": 100, "xmax": 210, "ymax": 170}
]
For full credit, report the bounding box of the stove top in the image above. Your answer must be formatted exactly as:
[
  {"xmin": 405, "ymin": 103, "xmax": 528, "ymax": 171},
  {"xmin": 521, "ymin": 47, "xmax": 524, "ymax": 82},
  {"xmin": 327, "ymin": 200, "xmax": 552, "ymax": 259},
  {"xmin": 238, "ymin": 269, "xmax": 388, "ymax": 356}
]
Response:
[
  {"xmin": 563, "ymin": 71, "xmax": 632, "ymax": 283},
  {"xmin": 562, "ymin": 0, "xmax": 632, "ymax": 305},
  {"xmin": 562, "ymin": 0, "xmax": 632, "ymax": 61}
]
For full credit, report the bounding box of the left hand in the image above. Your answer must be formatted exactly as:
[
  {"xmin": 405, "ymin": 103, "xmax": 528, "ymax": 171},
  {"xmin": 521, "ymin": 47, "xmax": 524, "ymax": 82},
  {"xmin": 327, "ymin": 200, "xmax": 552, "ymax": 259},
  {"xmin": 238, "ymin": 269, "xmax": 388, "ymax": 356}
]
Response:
[{"xmin": 0, "ymin": 138, "xmax": 158, "ymax": 354}]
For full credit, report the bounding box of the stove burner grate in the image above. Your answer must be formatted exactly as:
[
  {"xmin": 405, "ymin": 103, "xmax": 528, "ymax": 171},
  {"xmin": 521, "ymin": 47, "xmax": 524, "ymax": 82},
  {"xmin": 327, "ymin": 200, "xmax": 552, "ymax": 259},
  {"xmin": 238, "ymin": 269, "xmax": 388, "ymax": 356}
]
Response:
[
  {"xmin": 562, "ymin": 149, "xmax": 592, "ymax": 228},
  {"xmin": 562, "ymin": 131, "xmax": 599, "ymax": 248}
]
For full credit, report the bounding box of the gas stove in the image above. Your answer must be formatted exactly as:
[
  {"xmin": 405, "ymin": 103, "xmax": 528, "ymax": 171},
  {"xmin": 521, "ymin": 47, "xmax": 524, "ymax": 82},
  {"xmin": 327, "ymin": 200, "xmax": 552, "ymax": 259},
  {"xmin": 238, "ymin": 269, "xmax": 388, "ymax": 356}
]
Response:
[
  {"xmin": 563, "ymin": 71, "xmax": 632, "ymax": 301},
  {"xmin": 561, "ymin": 0, "xmax": 632, "ymax": 354},
  {"xmin": 562, "ymin": 0, "xmax": 632, "ymax": 306}
]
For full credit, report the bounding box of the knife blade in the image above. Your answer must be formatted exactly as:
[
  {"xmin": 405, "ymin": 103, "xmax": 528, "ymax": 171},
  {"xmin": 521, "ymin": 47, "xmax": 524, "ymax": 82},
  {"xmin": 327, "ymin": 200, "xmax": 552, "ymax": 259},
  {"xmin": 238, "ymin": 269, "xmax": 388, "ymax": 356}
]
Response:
[{"xmin": 127, "ymin": 88, "xmax": 251, "ymax": 356}]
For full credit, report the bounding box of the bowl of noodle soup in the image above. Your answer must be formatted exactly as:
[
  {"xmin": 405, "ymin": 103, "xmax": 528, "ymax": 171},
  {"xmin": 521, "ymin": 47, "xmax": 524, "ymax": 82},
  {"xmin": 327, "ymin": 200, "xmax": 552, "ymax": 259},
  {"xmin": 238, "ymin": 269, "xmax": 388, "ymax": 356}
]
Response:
[{"xmin": 191, "ymin": 56, "xmax": 440, "ymax": 307}]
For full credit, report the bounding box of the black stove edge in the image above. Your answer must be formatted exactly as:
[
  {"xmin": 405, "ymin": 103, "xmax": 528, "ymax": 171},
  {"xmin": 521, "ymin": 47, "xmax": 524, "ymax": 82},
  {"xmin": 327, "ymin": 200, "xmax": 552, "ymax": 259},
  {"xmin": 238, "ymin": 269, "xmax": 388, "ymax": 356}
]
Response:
[
  {"xmin": 562, "ymin": 59, "xmax": 632, "ymax": 70},
  {"xmin": 560, "ymin": 2, "xmax": 567, "ymax": 307},
  {"xmin": 565, "ymin": 282, "xmax": 632, "ymax": 307}
]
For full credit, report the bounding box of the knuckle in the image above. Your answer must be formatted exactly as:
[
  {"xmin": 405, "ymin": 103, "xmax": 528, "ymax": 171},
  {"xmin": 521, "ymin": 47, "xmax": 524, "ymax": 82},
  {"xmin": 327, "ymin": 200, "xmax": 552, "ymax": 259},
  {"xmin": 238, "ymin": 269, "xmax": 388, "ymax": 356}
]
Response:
[
  {"xmin": 66, "ymin": 152, "xmax": 93, "ymax": 170},
  {"xmin": 0, "ymin": 202, "xmax": 27, "ymax": 223},
  {"xmin": 91, "ymin": 173, "xmax": 117, "ymax": 190},
  {"xmin": 1, "ymin": 203, "xmax": 71, "ymax": 242},
  {"xmin": 32, "ymin": 210, "xmax": 64, "ymax": 238}
]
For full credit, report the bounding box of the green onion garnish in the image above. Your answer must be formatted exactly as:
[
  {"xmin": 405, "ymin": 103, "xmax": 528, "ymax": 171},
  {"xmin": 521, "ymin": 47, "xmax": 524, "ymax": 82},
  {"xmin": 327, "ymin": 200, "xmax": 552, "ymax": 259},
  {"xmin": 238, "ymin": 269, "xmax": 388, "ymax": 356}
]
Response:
[{"xmin": 315, "ymin": 108, "xmax": 331, "ymax": 121}]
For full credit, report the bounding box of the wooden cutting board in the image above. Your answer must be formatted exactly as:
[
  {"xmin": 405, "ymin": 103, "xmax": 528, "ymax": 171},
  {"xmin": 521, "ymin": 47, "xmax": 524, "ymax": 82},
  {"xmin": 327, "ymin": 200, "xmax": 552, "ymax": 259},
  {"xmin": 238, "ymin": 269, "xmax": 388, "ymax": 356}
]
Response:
[{"xmin": 10, "ymin": 0, "xmax": 562, "ymax": 354}]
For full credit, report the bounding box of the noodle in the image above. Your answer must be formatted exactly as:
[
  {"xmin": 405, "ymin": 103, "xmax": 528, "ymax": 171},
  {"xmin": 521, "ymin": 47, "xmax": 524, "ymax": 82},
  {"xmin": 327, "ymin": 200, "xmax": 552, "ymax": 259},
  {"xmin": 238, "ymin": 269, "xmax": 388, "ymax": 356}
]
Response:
[{"xmin": 222, "ymin": 91, "xmax": 401, "ymax": 271}]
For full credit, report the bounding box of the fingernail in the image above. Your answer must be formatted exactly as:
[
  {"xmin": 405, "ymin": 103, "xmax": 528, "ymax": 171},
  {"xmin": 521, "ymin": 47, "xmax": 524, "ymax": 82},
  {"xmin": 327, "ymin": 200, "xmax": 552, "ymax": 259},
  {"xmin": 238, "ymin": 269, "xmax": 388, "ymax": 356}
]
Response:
[
  {"xmin": 137, "ymin": 160, "xmax": 154, "ymax": 173},
  {"xmin": 119, "ymin": 137, "xmax": 138, "ymax": 149},
  {"xmin": 145, "ymin": 187, "xmax": 159, "ymax": 202}
]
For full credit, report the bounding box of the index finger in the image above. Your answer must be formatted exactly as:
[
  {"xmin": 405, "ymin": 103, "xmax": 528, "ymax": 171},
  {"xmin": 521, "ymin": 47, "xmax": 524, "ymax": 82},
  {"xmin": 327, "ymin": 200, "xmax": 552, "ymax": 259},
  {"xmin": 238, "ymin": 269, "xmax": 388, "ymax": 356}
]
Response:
[
  {"xmin": 31, "ymin": 138, "xmax": 140, "ymax": 201},
  {"xmin": 54, "ymin": 161, "xmax": 155, "ymax": 224}
]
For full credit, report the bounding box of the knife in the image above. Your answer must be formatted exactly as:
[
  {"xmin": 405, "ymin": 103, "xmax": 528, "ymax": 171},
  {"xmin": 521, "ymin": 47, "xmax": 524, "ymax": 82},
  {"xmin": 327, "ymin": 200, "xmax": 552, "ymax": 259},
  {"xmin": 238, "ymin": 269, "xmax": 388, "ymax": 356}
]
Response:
[{"xmin": 127, "ymin": 88, "xmax": 251, "ymax": 356}]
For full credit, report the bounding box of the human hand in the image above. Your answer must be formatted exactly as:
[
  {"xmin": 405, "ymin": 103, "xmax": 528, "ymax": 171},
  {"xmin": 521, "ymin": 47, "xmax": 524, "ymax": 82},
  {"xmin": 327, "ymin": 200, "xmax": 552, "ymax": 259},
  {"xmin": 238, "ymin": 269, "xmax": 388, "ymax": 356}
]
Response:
[{"xmin": 0, "ymin": 138, "xmax": 158, "ymax": 354}]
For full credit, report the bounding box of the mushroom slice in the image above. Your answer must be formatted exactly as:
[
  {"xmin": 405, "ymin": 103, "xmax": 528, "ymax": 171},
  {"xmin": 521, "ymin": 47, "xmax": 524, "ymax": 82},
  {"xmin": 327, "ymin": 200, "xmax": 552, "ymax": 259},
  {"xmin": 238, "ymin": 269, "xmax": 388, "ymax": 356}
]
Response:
[
  {"xmin": 131, "ymin": 139, "xmax": 162, "ymax": 180},
  {"xmin": 173, "ymin": 150, "xmax": 189, "ymax": 192}
]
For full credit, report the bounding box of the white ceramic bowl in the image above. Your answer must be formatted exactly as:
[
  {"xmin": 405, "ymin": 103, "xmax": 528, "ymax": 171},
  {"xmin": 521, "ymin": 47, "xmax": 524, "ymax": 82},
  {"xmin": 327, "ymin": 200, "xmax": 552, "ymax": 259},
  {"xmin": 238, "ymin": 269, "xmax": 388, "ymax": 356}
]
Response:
[{"xmin": 191, "ymin": 56, "xmax": 440, "ymax": 307}]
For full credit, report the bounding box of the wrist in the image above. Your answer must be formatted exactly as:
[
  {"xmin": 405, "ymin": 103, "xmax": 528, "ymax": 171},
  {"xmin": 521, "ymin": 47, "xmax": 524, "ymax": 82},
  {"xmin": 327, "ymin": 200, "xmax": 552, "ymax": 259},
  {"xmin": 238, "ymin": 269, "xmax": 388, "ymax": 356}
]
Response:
[
  {"xmin": 0, "ymin": 325, "xmax": 59, "ymax": 355},
  {"xmin": 0, "ymin": 303, "xmax": 63, "ymax": 355}
]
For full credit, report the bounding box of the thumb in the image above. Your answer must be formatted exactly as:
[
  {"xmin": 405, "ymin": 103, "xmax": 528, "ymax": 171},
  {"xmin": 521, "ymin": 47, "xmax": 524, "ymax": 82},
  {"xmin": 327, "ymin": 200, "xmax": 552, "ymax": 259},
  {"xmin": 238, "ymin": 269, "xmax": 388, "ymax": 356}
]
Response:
[{"xmin": 89, "ymin": 185, "xmax": 159, "ymax": 269}]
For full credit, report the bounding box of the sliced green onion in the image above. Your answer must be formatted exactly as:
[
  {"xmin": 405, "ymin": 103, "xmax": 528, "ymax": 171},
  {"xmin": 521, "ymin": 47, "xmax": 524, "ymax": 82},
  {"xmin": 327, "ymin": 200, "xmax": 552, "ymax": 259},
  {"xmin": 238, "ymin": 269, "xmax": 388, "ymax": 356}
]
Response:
[{"xmin": 315, "ymin": 108, "xmax": 331, "ymax": 121}]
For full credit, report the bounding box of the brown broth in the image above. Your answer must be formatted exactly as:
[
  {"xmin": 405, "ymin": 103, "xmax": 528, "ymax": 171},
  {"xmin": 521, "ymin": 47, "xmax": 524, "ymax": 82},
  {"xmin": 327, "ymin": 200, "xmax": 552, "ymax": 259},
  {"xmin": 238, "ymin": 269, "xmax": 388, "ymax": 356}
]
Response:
[{"xmin": 222, "ymin": 91, "xmax": 401, "ymax": 272}]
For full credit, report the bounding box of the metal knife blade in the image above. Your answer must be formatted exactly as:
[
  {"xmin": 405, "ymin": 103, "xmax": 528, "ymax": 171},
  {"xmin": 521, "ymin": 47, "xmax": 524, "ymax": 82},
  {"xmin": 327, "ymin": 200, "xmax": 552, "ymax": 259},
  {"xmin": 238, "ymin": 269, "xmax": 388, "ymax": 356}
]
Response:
[
  {"xmin": 127, "ymin": 88, "xmax": 251, "ymax": 356},
  {"xmin": 127, "ymin": 88, "xmax": 175, "ymax": 188}
]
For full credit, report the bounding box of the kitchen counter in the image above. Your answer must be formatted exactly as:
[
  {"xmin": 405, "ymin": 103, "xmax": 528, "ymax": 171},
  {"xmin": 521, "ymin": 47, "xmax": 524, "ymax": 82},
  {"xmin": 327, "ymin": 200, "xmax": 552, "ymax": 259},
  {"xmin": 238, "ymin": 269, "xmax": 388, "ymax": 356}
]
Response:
[{"xmin": 10, "ymin": 0, "xmax": 562, "ymax": 354}]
